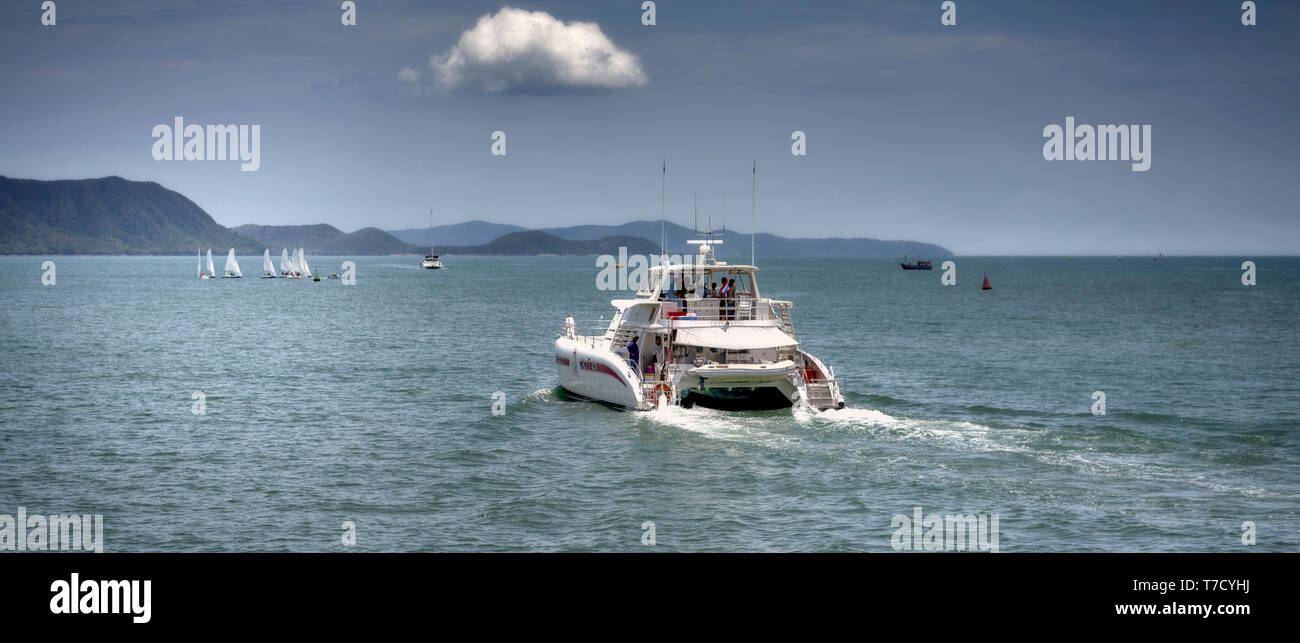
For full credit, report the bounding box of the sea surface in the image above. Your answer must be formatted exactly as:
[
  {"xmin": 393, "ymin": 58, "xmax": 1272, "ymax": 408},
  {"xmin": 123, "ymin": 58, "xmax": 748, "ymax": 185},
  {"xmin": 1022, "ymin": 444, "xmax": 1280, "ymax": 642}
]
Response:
[{"xmin": 0, "ymin": 255, "xmax": 1296, "ymax": 552}]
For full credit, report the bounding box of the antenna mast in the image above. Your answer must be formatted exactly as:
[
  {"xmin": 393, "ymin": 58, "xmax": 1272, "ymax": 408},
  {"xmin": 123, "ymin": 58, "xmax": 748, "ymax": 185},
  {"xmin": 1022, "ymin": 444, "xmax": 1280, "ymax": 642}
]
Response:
[
  {"xmin": 751, "ymin": 161, "xmax": 757, "ymax": 266},
  {"xmin": 660, "ymin": 160, "xmax": 666, "ymax": 259}
]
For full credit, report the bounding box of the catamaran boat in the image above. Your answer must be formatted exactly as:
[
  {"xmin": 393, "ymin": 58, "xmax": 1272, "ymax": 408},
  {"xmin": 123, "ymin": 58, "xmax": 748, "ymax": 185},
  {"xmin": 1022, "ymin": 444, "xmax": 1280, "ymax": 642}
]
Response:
[
  {"xmin": 555, "ymin": 237, "xmax": 846, "ymax": 411},
  {"xmin": 419, "ymin": 214, "xmax": 443, "ymax": 269}
]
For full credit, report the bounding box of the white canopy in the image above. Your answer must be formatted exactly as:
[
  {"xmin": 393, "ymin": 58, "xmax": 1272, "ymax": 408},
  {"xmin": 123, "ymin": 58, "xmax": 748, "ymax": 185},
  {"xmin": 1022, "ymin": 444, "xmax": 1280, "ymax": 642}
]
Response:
[{"xmin": 673, "ymin": 326, "xmax": 797, "ymax": 350}]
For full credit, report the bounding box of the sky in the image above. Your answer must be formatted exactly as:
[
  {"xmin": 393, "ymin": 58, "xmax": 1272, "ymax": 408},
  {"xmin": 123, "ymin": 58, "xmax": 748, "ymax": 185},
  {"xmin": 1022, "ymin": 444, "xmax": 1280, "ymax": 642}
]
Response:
[{"xmin": 1, "ymin": 0, "xmax": 1297, "ymax": 255}]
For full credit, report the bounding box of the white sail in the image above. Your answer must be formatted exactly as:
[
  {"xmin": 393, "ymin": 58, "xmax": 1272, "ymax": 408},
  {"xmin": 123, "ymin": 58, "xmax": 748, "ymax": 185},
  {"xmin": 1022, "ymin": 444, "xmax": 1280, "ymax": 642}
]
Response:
[
  {"xmin": 262, "ymin": 249, "xmax": 275, "ymax": 274},
  {"xmin": 225, "ymin": 248, "xmax": 242, "ymax": 277},
  {"xmin": 197, "ymin": 249, "xmax": 202, "ymax": 277},
  {"xmin": 280, "ymin": 248, "xmax": 291, "ymax": 274},
  {"xmin": 207, "ymin": 249, "xmax": 216, "ymax": 276},
  {"xmin": 298, "ymin": 248, "xmax": 311, "ymax": 277},
  {"xmin": 290, "ymin": 248, "xmax": 300, "ymax": 275}
]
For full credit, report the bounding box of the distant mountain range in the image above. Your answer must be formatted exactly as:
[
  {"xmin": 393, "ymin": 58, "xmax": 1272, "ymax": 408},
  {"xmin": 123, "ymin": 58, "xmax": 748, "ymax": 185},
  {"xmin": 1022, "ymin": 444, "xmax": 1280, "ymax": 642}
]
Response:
[
  {"xmin": 440, "ymin": 230, "xmax": 660, "ymax": 256},
  {"xmin": 390, "ymin": 219, "xmax": 951, "ymax": 258},
  {"xmin": 233, "ymin": 224, "xmax": 420, "ymax": 255},
  {"xmin": 389, "ymin": 220, "xmax": 528, "ymax": 247},
  {"xmin": 0, "ymin": 176, "xmax": 953, "ymax": 257},
  {"xmin": 544, "ymin": 221, "xmax": 951, "ymax": 258},
  {"xmin": 0, "ymin": 176, "xmax": 257, "ymax": 255}
]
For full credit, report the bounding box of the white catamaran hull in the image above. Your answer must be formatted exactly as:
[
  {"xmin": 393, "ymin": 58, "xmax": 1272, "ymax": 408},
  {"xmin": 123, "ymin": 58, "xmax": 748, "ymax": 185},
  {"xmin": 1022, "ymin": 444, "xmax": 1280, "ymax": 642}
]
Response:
[
  {"xmin": 554, "ymin": 337, "xmax": 821, "ymax": 411},
  {"xmin": 555, "ymin": 336, "xmax": 642, "ymax": 409}
]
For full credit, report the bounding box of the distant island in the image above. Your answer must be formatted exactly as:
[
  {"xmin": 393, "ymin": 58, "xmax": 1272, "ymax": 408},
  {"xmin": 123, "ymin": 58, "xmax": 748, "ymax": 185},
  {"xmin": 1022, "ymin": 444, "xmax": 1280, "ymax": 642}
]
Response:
[
  {"xmin": 0, "ymin": 176, "xmax": 953, "ymax": 257},
  {"xmin": 0, "ymin": 175, "xmax": 257, "ymax": 255},
  {"xmin": 440, "ymin": 230, "xmax": 661, "ymax": 256},
  {"xmin": 390, "ymin": 219, "xmax": 953, "ymax": 258}
]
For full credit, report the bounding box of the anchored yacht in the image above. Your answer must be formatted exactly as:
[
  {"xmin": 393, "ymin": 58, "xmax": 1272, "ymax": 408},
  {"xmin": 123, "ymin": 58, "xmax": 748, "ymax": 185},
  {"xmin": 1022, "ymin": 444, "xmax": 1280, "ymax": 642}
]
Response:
[
  {"xmin": 555, "ymin": 237, "xmax": 845, "ymax": 412},
  {"xmin": 419, "ymin": 211, "xmax": 444, "ymax": 269}
]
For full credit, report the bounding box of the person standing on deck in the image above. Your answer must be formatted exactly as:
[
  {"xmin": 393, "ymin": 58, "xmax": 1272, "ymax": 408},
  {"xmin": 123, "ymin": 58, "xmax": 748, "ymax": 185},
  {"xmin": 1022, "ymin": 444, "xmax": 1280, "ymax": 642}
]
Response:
[
  {"xmin": 647, "ymin": 335, "xmax": 664, "ymax": 378},
  {"xmin": 719, "ymin": 278, "xmax": 732, "ymax": 320},
  {"xmin": 627, "ymin": 335, "xmax": 640, "ymax": 373}
]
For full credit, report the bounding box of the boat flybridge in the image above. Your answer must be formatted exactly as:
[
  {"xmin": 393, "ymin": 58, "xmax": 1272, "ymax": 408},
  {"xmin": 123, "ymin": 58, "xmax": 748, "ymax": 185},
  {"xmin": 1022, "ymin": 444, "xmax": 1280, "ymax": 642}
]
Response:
[{"xmin": 556, "ymin": 236, "xmax": 846, "ymax": 412}]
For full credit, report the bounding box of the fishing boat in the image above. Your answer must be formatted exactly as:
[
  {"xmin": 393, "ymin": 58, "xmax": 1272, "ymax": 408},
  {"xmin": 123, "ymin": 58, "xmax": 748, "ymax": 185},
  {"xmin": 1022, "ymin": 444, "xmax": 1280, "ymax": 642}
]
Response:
[
  {"xmin": 555, "ymin": 164, "xmax": 845, "ymax": 412},
  {"xmin": 197, "ymin": 249, "xmax": 210, "ymax": 279},
  {"xmin": 900, "ymin": 255, "xmax": 933, "ymax": 270},
  {"xmin": 259, "ymin": 249, "xmax": 277, "ymax": 278},
  {"xmin": 222, "ymin": 248, "xmax": 242, "ymax": 278},
  {"xmin": 419, "ymin": 212, "xmax": 443, "ymax": 269}
]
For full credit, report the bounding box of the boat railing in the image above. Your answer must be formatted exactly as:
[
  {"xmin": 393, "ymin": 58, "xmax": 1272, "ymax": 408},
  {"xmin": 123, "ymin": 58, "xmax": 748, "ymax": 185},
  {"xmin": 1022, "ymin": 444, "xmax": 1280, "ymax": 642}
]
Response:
[
  {"xmin": 562, "ymin": 319, "xmax": 619, "ymax": 347},
  {"xmin": 657, "ymin": 296, "xmax": 781, "ymax": 323}
]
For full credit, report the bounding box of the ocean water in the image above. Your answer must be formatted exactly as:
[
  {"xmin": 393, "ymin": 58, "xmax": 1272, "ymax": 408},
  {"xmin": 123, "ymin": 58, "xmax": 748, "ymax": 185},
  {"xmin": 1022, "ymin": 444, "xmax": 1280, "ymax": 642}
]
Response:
[{"xmin": 0, "ymin": 255, "xmax": 1296, "ymax": 552}]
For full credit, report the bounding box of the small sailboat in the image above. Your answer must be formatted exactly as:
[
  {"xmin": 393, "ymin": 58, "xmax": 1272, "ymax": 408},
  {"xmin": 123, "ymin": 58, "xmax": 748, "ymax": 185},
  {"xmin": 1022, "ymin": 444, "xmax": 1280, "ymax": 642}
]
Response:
[
  {"xmin": 280, "ymin": 248, "xmax": 292, "ymax": 276},
  {"xmin": 981, "ymin": 273, "xmax": 992, "ymax": 290},
  {"xmin": 260, "ymin": 249, "xmax": 277, "ymax": 278},
  {"xmin": 223, "ymin": 248, "xmax": 243, "ymax": 278},
  {"xmin": 197, "ymin": 249, "xmax": 210, "ymax": 279},
  {"xmin": 419, "ymin": 211, "xmax": 444, "ymax": 269},
  {"xmin": 298, "ymin": 248, "xmax": 313, "ymax": 280},
  {"xmin": 207, "ymin": 249, "xmax": 217, "ymax": 279}
]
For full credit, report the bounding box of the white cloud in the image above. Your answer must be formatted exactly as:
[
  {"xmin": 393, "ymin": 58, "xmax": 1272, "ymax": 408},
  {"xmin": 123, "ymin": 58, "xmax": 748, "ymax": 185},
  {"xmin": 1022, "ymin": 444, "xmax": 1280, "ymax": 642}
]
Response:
[
  {"xmin": 427, "ymin": 6, "xmax": 647, "ymax": 92},
  {"xmin": 397, "ymin": 66, "xmax": 422, "ymax": 82}
]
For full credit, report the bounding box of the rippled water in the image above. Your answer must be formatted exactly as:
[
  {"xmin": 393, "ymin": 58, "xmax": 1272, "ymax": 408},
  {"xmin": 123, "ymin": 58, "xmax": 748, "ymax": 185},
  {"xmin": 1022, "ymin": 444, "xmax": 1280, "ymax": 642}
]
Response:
[{"xmin": 1, "ymin": 255, "xmax": 1296, "ymax": 551}]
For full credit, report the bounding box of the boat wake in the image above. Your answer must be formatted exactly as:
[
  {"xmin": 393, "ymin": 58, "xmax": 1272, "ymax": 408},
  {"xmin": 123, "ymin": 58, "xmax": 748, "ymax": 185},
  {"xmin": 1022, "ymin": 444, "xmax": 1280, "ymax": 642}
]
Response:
[
  {"xmin": 626, "ymin": 398, "xmax": 1278, "ymax": 501},
  {"xmin": 638, "ymin": 404, "xmax": 799, "ymax": 448},
  {"xmin": 798, "ymin": 403, "xmax": 1277, "ymax": 499}
]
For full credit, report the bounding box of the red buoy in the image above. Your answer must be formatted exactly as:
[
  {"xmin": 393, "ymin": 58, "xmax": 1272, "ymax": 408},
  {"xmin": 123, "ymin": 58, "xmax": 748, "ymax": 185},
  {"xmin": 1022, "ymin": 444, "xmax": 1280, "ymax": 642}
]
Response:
[{"xmin": 981, "ymin": 273, "xmax": 991, "ymax": 290}]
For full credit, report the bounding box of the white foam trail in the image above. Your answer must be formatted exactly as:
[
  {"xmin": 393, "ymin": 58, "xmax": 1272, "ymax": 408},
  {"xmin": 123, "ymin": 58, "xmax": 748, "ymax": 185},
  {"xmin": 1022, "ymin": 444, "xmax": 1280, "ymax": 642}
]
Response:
[
  {"xmin": 639, "ymin": 404, "xmax": 796, "ymax": 447},
  {"xmin": 801, "ymin": 404, "xmax": 905, "ymax": 428},
  {"xmin": 523, "ymin": 388, "xmax": 563, "ymax": 403},
  {"xmin": 802, "ymin": 403, "xmax": 1032, "ymax": 454}
]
